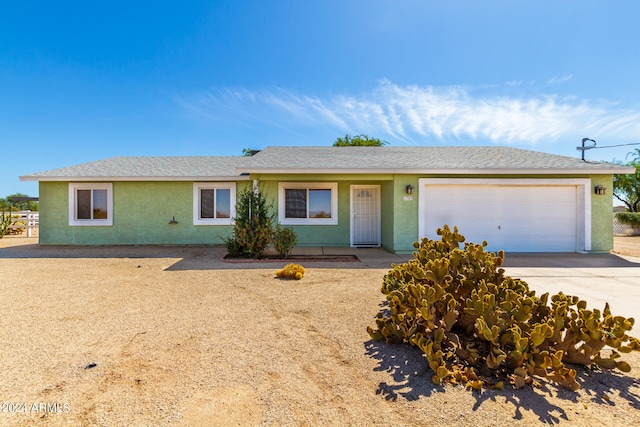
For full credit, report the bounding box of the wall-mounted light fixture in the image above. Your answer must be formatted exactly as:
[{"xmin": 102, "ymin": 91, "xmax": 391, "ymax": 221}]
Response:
[
  {"xmin": 406, "ymin": 185, "xmax": 414, "ymax": 195},
  {"xmin": 594, "ymin": 185, "xmax": 606, "ymax": 195},
  {"xmin": 169, "ymin": 216, "xmax": 178, "ymax": 224}
]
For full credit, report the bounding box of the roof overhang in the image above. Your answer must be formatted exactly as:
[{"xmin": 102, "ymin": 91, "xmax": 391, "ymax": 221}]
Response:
[
  {"xmin": 19, "ymin": 175, "xmax": 251, "ymax": 182},
  {"xmin": 239, "ymin": 167, "xmax": 637, "ymax": 175}
]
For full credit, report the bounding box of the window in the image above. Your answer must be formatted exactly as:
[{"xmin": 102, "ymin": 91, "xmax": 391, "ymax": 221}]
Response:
[
  {"xmin": 68, "ymin": 183, "xmax": 113, "ymax": 226},
  {"xmin": 278, "ymin": 182, "xmax": 338, "ymax": 225},
  {"xmin": 193, "ymin": 182, "xmax": 236, "ymax": 225}
]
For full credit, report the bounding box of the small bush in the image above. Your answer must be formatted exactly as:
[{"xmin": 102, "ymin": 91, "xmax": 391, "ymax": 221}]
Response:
[
  {"xmin": 6, "ymin": 217, "xmax": 25, "ymax": 235},
  {"xmin": 224, "ymin": 235, "xmax": 249, "ymax": 258},
  {"xmin": 272, "ymin": 224, "xmax": 297, "ymax": 258},
  {"xmin": 275, "ymin": 263, "xmax": 305, "ymax": 280},
  {"xmin": 367, "ymin": 225, "xmax": 640, "ymax": 390},
  {"xmin": 615, "ymin": 212, "xmax": 640, "ymax": 226}
]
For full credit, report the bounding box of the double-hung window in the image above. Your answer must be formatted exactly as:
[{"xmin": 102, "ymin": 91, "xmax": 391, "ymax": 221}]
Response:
[
  {"xmin": 68, "ymin": 183, "xmax": 113, "ymax": 226},
  {"xmin": 193, "ymin": 182, "xmax": 236, "ymax": 225},
  {"xmin": 278, "ymin": 182, "xmax": 338, "ymax": 225}
]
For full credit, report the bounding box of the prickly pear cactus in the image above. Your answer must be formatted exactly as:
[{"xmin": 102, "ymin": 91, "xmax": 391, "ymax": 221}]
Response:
[
  {"xmin": 0, "ymin": 210, "xmax": 13, "ymax": 238},
  {"xmin": 275, "ymin": 263, "xmax": 305, "ymax": 280},
  {"xmin": 367, "ymin": 225, "xmax": 640, "ymax": 390}
]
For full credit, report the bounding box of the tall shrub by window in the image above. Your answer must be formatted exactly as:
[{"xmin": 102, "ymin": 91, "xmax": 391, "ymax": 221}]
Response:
[{"xmin": 224, "ymin": 184, "xmax": 274, "ymax": 258}]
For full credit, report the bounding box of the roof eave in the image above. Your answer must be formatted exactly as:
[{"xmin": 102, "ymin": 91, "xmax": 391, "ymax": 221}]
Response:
[
  {"xmin": 19, "ymin": 175, "xmax": 251, "ymax": 182},
  {"xmin": 238, "ymin": 167, "xmax": 636, "ymax": 175}
]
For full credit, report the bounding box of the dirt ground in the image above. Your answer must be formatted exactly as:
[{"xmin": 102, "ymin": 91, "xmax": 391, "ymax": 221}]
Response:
[
  {"xmin": 1, "ymin": 236, "xmax": 639, "ymax": 426},
  {"xmin": 612, "ymin": 235, "xmax": 640, "ymax": 258}
]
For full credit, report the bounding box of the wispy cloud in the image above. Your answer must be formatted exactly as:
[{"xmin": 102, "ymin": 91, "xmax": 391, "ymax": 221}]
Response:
[
  {"xmin": 547, "ymin": 74, "xmax": 573, "ymax": 85},
  {"xmin": 177, "ymin": 79, "xmax": 640, "ymax": 145}
]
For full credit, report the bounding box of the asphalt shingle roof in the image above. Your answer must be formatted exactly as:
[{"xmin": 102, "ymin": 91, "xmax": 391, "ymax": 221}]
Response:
[
  {"xmin": 243, "ymin": 146, "xmax": 631, "ymax": 173},
  {"xmin": 22, "ymin": 156, "xmax": 251, "ymax": 180},
  {"xmin": 21, "ymin": 146, "xmax": 634, "ymax": 181}
]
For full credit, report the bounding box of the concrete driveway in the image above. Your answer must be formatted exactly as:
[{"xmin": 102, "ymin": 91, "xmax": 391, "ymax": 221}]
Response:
[
  {"xmin": 502, "ymin": 253, "xmax": 640, "ymax": 335},
  {"xmin": 351, "ymin": 248, "xmax": 640, "ymax": 336}
]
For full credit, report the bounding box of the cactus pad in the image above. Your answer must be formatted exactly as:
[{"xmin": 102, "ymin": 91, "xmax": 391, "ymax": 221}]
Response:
[
  {"xmin": 275, "ymin": 263, "xmax": 305, "ymax": 280},
  {"xmin": 367, "ymin": 225, "xmax": 640, "ymax": 390}
]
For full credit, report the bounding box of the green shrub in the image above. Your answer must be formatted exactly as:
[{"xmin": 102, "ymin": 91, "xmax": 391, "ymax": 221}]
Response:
[
  {"xmin": 272, "ymin": 224, "xmax": 297, "ymax": 258},
  {"xmin": 367, "ymin": 225, "xmax": 640, "ymax": 390},
  {"xmin": 615, "ymin": 212, "xmax": 640, "ymax": 226},
  {"xmin": 223, "ymin": 184, "xmax": 298, "ymax": 259},
  {"xmin": 224, "ymin": 184, "xmax": 274, "ymax": 259},
  {"xmin": 224, "ymin": 235, "xmax": 249, "ymax": 258}
]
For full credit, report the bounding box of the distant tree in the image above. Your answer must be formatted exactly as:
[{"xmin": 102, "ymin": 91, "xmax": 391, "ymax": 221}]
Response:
[
  {"xmin": 242, "ymin": 148, "xmax": 262, "ymax": 156},
  {"xmin": 0, "ymin": 193, "xmax": 38, "ymax": 211},
  {"xmin": 333, "ymin": 134, "xmax": 388, "ymax": 146},
  {"xmin": 613, "ymin": 149, "xmax": 640, "ymax": 212}
]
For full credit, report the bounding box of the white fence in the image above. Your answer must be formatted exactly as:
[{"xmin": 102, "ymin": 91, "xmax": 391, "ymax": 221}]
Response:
[{"xmin": 5, "ymin": 211, "xmax": 39, "ymax": 237}]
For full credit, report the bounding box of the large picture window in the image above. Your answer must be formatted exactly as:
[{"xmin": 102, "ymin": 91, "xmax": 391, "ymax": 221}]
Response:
[
  {"xmin": 68, "ymin": 183, "xmax": 113, "ymax": 226},
  {"xmin": 193, "ymin": 182, "xmax": 236, "ymax": 225},
  {"xmin": 278, "ymin": 182, "xmax": 338, "ymax": 225}
]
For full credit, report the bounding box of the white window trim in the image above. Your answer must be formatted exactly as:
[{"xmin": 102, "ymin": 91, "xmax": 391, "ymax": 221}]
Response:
[
  {"xmin": 193, "ymin": 182, "xmax": 236, "ymax": 225},
  {"xmin": 278, "ymin": 182, "xmax": 338, "ymax": 225},
  {"xmin": 68, "ymin": 183, "xmax": 113, "ymax": 226}
]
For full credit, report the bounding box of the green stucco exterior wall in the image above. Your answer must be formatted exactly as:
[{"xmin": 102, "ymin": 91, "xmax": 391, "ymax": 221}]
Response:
[
  {"xmin": 38, "ymin": 174, "xmax": 617, "ymax": 253},
  {"xmin": 39, "ymin": 181, "xmax": 250, "ymax": 245},
  {"xmin": 388, "ymin": 176, "xmax": 420, "ymax": 253},
  {"xmin": 590, "ymin": 175, "xmax": 614, "ymax": 252}
]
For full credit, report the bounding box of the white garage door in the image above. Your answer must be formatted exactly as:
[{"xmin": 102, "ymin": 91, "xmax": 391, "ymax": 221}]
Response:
[{"xmin": 421, "ymin": 184, "xmax": 578, "ymax": 252}]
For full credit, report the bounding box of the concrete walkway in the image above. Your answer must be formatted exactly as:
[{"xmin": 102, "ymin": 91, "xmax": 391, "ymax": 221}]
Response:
[{"xmin": 282, "ymin": 245, "xmax": 413, "ymax": 267}]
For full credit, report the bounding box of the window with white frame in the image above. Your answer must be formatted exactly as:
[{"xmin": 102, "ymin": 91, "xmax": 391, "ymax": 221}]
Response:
[
  {"xmin": 193, "ymin": 182, "xmax": 236, "ymax": 225},
  {"xmin": 68, "ymin": 183, "xmax": 113, "ymax": 226},
  {"xmin": 278, "ymin": 182, "xmax": 338, "ymax": 225}
]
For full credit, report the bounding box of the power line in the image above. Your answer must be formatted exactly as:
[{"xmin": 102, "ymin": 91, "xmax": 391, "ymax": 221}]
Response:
[
  {"xmin": 576, "ymin": 138, "xmax": 640, "ymax": 161},
  {"xmin": 591, "ymin": 142, "xmax": 640, "ymax": 149}
]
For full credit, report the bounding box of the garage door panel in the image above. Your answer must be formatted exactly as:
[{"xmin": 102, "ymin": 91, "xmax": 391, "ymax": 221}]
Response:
[{"xmin": 422, "ymin": 185, "xmax": 578, "ymax": 252}]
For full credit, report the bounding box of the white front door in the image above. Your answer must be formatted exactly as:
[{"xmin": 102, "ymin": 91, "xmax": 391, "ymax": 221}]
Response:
[{"xmin": 351, "ymin": 185, "xmax": 381, "ymax": 247}]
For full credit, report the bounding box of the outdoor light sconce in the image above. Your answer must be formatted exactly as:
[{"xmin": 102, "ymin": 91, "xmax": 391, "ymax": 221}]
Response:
[
  {"xmin": 169, "ymin": 216, "xmax": 178, "ymax": 224},
  {"xmin": 594, "ymin": 185, "xmax": 606, "ymax": 195},
  {"xmin": 406, "ymin": 185, "xmax": 415, "ymax": 195}
]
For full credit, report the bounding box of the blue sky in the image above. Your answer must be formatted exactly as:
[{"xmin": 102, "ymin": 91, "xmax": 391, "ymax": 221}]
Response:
[{"xmin": 2, "ymin": 1, "xmax": 640, "ymax": 198}]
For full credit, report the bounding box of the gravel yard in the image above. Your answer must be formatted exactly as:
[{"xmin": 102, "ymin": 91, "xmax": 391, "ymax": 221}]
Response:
[
  {"xmin": 612, "ymin": 236, "xmax": 640, "ymax": 258},
  {"xmin": 1, "ymin": 236, "xmax": 639, "ymax": 426}
]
